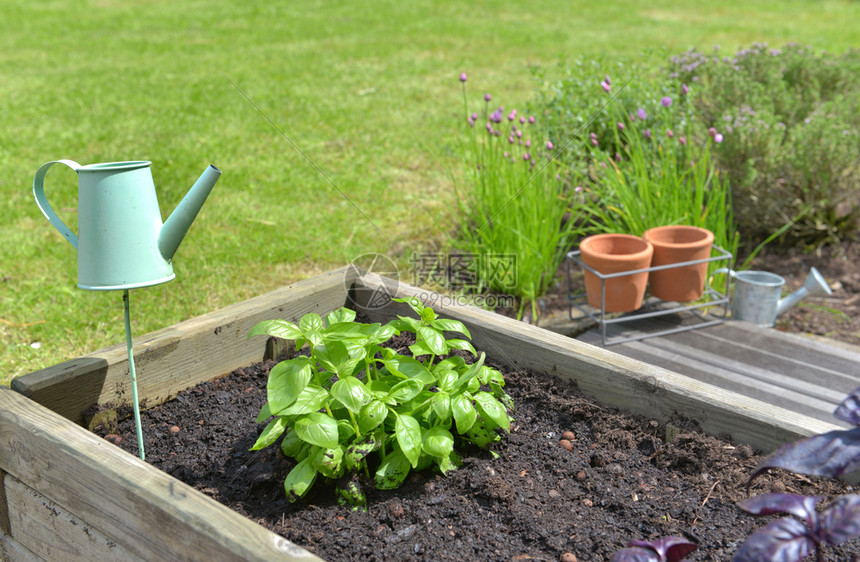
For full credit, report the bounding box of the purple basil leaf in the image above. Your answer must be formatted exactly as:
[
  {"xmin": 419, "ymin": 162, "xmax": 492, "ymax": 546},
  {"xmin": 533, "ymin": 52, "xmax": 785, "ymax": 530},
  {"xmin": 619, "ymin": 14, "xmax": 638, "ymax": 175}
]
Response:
[
  {"xmin": 626, "ymin": 537, "xmax": 697, "ymax": 562},
  {"xmin": 737, "ymin": 493, "xmax": 821, "ymax": 527},
  {"xmin": 819, "ymin": 494, "xmax": 860, "ymax": 547},
  {"xmin": 834, "ymin": 386, "xmax": 860, "ymax": 426},
  {"xmin": 749, "ymin": 427, "xmax": 860, "ymax": 482},
  {"xmin": 611, "ymin": 546, "xmax": 661, "ymax": 562},
  {"xmin": 733, "ymin": 517, "xmax": 815, "ymax": 562}
]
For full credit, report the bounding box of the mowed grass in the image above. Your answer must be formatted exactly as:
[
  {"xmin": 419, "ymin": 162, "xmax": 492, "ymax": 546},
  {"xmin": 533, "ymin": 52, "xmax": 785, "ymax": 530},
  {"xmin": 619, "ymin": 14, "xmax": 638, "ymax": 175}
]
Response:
[{"xmin": 2, "ymin": 0, "xmax": 859, "ymax": 383}]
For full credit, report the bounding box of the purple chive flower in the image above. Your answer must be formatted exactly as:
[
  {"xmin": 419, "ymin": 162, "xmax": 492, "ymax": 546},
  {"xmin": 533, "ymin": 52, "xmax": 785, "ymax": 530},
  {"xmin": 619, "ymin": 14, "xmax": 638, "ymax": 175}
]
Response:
[
  {"xmin": 523, "ymin": 153, "xmax": 531, "ymax": 161},
  {"xmin": 484, "ymin": 93, "xmax": 491, "ymax": 102},
  {"xmin": 715, "ymin": 133, "xmax": 724, "ymax": 143},
  {"xmin": 637, "ymin": 108, "xmax": 647, "ymax": 120},
  {"xmin": 617, "ymin": 122, "xmax": 625, "ymax": 130},
  {"xmin": 667, "ymin": 129, "xmax": 674, "ymax": 138},
  {"xmin": 615, "ymin": 152, "xmax": 621, "ymax": 162},
  {"xmin": 486, "ymin": 123, "xmax": 493, "ymax": 132},
  {"xmin": 508, "ymin": 136, "xmax": 515, "ymax": 144},
  {"xmin": 520, "ymin": 116, "xmax": 526, "ymax": 124},
  {"xmin": 516, "ymin": 130, "xmax": 522, "ymax": 138},
  {"xmin": 708, "ymin": 127, "xmax": 717, "ymax": 138},
  {"xmin": 575, "ymin": 186, "xmax": 583, "ymax": 193},
  {"xmin": 467, "ymin": 117, "xmax": 474, "ymax": 127},
  {"xmin": 546, "ymin": 141, "xmax": 553, "ymax": 150},
  {"xmin": 459, "ymin": 73, "xmax": 467, "ymax": 82},
  {"xmin": 681, "ymin": 83, "xmax": 689, "ymax": 95},
  {"xmin": 528, "ymin": 115, "xmax": 535, "ymax": 124},
  {"xmin": 508, "ymin": 111, "xmax": 516, "ymax": 121},
  {"xmin": 590, "ymin": 132, "xmax": 597, "ymax": 139},
  {"xmin": 679, "ymin": 136, "xmax": 687, "ymax": 145},
  {"xmin": 504, "ymin": 151, "xmax": 509, "ymax": 158},
  {"xmin": 591, "ymin": 138, "xmax": 599, "ymax": 146},
  {"xmin": 489, "ymin": 109, "xmax": 502, "ymax": 123},
  {"xmin": 604, "ymin": 75, "xmax": 611, "ymax": 85},
  {"xmin": 600, "ymin": 80, "xmax": 611, "ymax": 93},
  {"xmin": 661, "ymin": 96, "xmax": 672, "ymax": 107},
  {"xmin": 525, "ymin": 139, "xmax": 531, "ymax": 148},
  {"xmin": 644, "ymin": 129, "xmax": 651, "ymax": 139}
]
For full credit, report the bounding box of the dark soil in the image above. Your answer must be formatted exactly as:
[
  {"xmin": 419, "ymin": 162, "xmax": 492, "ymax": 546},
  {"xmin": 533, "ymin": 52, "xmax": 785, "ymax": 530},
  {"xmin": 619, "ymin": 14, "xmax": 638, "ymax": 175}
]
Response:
[{"xmin": 96, "ymin": 338, "xmax": 860, "ymax": 561}]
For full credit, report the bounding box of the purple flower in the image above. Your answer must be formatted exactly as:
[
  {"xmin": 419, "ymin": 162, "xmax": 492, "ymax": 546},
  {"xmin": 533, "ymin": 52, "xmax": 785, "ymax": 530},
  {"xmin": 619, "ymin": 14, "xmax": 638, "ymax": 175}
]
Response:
[
  {"xmin": 471, "ymin": 112, "xmax": 478, "ymax": 121},
  {"xmin": 617, "ymin": 122, "xmax": 625, "ymax": 130},
  {"xmin": 575, "ymin": 186, "xmax": 583, "ymax": 193},
  {"xmin": 546, "ymin": 141, "xmax": 553, "ymax": 150},
  {"xmin": 644, "ymin": 129, "xmax": 651, "ymax": 139},
  {"xmin": 637, "ymin": 108, "xmax": 647, "ymax": 120},
  {"xmin": 667, "ymin": 129, "xmax": 674, "ymax": 138},
  {"xmin": 604, "ymin": 74, "xmax": 611, "ymax": 85},
  {"xmin": 525, "ymin": 139, "xmax": 531, "ymax": 148},
  {"xmin": 681, "ymin": 83, "xmax": 689, "ymax": 95},
  {"xmin": 467, "ymin": 117, "xmax": 474, "ymax": 127},
  {"xmin": 615, "ymin": 152, "xmax": 621, "ymax": 162},
  {"xmin": 600, "ymin": 80, "xmax": 611, "ymax": 93},
  {"xmin": 459, "ymin": 73, "xmax": 467, "ymax": 82},
  {"xmin": 590, "ymin": 132, "xmax": 597, "ymax": 139},
  {"xmin": 484, "ymin": 93, "xmax": 491, "ymax": 102},
  {"xmin": 591, "ymin": 138, "xmax": 598, "ymax": 146},
  {"xmin": 507, "ymin": 111, "xmax": 517, "ymax": 121},
  {"xmin": 708, "ymin": 127, "xmax": 716, "ymax": 138},
  {"xmin": 519, "ymin": 116, "xmax": 526, "ymax": 124},
  {"xmin": 661, "ymin": 96, "xmax": 672, "ymax": 107},
  {"xmin": 508, "ymin": 136, "xmax": 515, "ymax": 144},
  {"xmin": 528, "ymin": 115, "xmax": 535, "ymax": 124},
  {"xmin": 486, "ymin": 123, "xmax": 493, "ymax": 132},
  {"xmin": 516, "ymin": 130, "xmax": 522, "ymax": 138},
  {"xmin": 679, "ymin": 136, "xmax": 687, "ymax": 145},
  {"xmin": 714, "ymin": 133, "xmax": 723, "ymax": 143},
  {"xmin": 523, "ymin": 152, "xmax": 531, "ymax": 161},
  {"xmin": 489, "ymin": 109, "xmax": 503, "ymax": 123}
]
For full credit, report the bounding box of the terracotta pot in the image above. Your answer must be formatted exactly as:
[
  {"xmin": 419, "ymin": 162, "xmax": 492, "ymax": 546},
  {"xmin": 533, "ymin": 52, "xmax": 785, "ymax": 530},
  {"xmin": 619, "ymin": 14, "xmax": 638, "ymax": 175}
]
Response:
[
  {"xmin": 643, "ymin": 225, "xmax": 715, "ymax": 302},
  {"xmin": 579, "ymin": 234, "xmax": 653, "ymax": 313}
]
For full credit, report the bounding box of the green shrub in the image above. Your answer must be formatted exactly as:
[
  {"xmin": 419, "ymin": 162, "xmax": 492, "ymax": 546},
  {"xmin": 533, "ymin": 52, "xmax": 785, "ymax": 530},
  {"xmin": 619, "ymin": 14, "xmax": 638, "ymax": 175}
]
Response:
[{"xmin": 667, "ymin": 44, "xmax": 860, "ymax": 249}]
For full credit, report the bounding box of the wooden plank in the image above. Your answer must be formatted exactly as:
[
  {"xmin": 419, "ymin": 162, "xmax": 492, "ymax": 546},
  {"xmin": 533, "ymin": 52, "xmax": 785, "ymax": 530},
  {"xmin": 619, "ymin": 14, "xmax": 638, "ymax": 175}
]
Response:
[
  {"xmin": 12, "ymin": 266, "xmax": 357, "ymax": 425},
  {"xmin": 352, "ymin": 273, "xmax": 842, "ymax": 453},
  {"xmin": 4, "ymin": 475, "xmax": 141, "ymax": 561},
  {"xmin": 0, "ymin": 531, "xmax": 43, "ymax": 562},
  {"xmin": 0, "ymin": 387, "xmax": 323, "ymax": 562}
]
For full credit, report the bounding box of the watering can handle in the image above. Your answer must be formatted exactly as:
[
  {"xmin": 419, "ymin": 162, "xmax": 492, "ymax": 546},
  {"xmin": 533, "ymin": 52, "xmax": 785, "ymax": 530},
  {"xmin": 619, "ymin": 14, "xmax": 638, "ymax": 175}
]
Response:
[{"xmin": 33, "ymin": 160, "xmax": 80, "ymax": 249}]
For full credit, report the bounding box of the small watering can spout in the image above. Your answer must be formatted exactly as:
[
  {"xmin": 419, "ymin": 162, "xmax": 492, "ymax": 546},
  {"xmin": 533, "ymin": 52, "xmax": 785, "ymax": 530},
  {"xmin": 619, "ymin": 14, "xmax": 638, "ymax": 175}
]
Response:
[
  {"xmin": 776, "ymin": 266, "xmax": 832, "ymax": 317},
  {"xmin": 158, "ymin": 164, "xmax": 221, "ymax": 261}
]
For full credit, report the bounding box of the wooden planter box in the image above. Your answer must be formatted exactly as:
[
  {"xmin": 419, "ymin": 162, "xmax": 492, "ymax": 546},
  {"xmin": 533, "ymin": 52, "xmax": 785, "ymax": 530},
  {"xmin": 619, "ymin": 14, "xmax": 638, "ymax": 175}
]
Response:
[{"xmin": 1, "ymin": 267, "xmax": 842, "ymax": 561}]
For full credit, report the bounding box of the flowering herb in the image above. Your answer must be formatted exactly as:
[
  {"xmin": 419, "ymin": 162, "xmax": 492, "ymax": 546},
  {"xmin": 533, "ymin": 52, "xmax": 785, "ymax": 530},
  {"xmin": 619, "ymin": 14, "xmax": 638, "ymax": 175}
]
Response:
[{"xmin": 248, "ymin": 298, "xmax": 512, "ymax": 508}]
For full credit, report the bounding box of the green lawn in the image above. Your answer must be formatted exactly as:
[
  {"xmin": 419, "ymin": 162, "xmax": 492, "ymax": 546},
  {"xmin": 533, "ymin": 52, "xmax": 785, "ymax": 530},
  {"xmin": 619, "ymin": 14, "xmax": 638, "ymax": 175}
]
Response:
[{"xmin": 2, "ymin": 0, "xmax": 858, "ymax": 383}]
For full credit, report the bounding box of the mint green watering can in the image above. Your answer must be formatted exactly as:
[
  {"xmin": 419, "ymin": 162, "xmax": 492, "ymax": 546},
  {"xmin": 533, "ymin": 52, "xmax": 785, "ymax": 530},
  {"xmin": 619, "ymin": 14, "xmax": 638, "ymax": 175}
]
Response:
[{"xmin": 34, "ymin": 160, "xmax": 221, "ymax": 290}]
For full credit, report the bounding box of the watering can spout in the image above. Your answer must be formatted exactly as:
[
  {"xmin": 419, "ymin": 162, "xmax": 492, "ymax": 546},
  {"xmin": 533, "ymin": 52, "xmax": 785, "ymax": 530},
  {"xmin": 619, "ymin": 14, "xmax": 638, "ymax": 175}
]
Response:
[
  {"xmin": 158, "ymin": 164, "xmax": 221, "ymax": 261},
  {"xmin": 776, "ymin": 266, "xmax": 832, "ymax": 317}
]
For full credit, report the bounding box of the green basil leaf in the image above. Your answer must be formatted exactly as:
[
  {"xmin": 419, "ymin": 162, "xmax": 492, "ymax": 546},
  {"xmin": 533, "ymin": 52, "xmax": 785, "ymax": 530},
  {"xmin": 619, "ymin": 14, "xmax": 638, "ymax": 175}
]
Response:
[
  {"xmin": 473, "ymin": 391, "xmax": 511, "ymax": 432},
  {"xmin": 280, "ymin": 428, "xmax": 303, "ymax": 458},
  {"xmin": 395, "ymin": 414, "xmax": 422, "ymax": 468},
  {"xmin": 387, "ymin": 379, "xmax": 423, "ymax": 404},
  {"xmin": 382, "ymin": 356, "xmax": 434, "ymax": 384},
  {"xmin": 358, "ymin": 399, "xmax": 389, "ymax": 434},
  {"xmin": 345, "ymin": 431, "xmax": 383, "ymax": 470},
  {"xmin": 422, "ymin": 427, "xmax": 454, "ymax": 459},
  {"xmin": 465, "ymin": 418, "xmax": 500, "ymax": 448},
  {"xmin": 434, "ymin": 356, "xmax": 466, "ymax": 373},
  {"xmin": 417, "ymin": 325, "xmax": 447, "ymax": 356},
  {"xmin": 446, "ymin": 339, "xmax": 477, "ymax": 356},
  {"xmin": 389, "ymin": 316, "xmax": 419, "ymax": 333},
  {"xmin": 255, "ymin": 402, "xmax": 272, "ymax": 423},
  {"xmin": 437, "ymin": 371, "xmax": 457, "ymax": 393},
  {"xmin": 393, "ymin": 296, "xmax": 424, "ymax": 317},
  {"xmin": 248, "ymin": 319, "xmax": 303, "ymax": 340},
  {"xmin": 371, "ymin": 323, "xmax": 399, "ymax": 343},
  {"xmin": 250, "ymin": 416, "xmax": 288, "ymax": 451},
  {"xmin": 432, "ymin": 391, "xmax": 451, "ymax": 420},
  {"xmin": 420, "ymin": 306, "xmax": 437, "ymax": 324},
  {"xmin": 284, "ymin": 458, "xmax": 318, "ymax": 502},
  {"xmin": 299, "ymin": 313, "xmax": 324, "ymax": 346},
  {"xmin": 294, "ymin": 412, "xmax": 340, "ymax": 449},
  {"xmin": 267, "ymin": 358, "xmax": 312, "ymax": 414},
  {"xmin": 479, "ymin": 366, "xmax": 505, "ymax": 386},
  {"xmin": 408, "ymin": 341, "xmax": 434, "ymax": 358},
  {"xmin": 312, "ymin": 445, "xmax": 344, "ymax": 479},
  {"xmin": 324, "ymin": 307, "xmax": 356, "ymax": 326},
  {"xmin": 330, "ymin": 376, "xmax": 372, "ymax": 413},
  {"xmin": 430, "ymin": 318, "xmax": 471, "ymax": 340},
  {"xmin": 437, "ymin": 451, "xmax": 460, "ymax": 475},
  {"xmin": 451, "ymin": 352, "xmax": 485, "ymax": 393},
  {"xmin": 279, "ymin": 384, "xmax": 328, "ymax": 416},
  {"xmin": 452, "ymin": 393, "xmax": 477, "ymax": 434},
  {"xmin": 375, "ymin": 449, "xmax": 412, "ymax": 490}
]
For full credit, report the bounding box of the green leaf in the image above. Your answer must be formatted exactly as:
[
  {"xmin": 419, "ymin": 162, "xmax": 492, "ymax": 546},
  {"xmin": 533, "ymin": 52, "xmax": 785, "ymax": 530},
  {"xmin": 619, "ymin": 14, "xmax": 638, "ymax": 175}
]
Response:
[
  {"xmin": 387, "ymin": 379, "xmax": 423, "ymax": 404},
  {"xmin": 382, "ymin": 356, "xmax": 434, "ymax": 385},
  {"xmin": 279, "ymin": 384, "xmax": 328, "ymax": 416},
  {"xmin": 437, "ymin": 451, "xmax": 460, "ymax": 475},
  {"xmin": 299, "ymin": 313, "xmax": 324, "ymax": 346},
  {"xmin": 316, "ymin": 341, "xmax": 362, "ymax": 377},
  {"xmin": 267, "ymin": 358, "xmax": 312, "ymax": 414},
  {"xmin": 465, "ymin": 418, "xmax": 500, "ymax": 448},
  {"xmin": 283, "ymin": 458, "xmax": 318, "ymax": 502},
  {"xmin": 393, "ymin": 296, "xmax": 424, "ymax": 317},
  {"xmin": 422, "ymin": 427, "xmax": 454, "ymax": 459},
  {"xmin": 280, "ymin": 428, "xmax": 303, "ymax": 458},
  {"xmin": 417, "ymin": 325, "xmax": 447, "ymax": 355},
  {"xmin": 371, "ymin": 323, "xmax": 398, "ymax": 343},
  {"xmin": 294, "ymin": 412, "xmax": 340, "ymax": 449},
  {"xmin": 446, "ymin": 339, "xmax": 477, "ymax": 356},
  {"xmin": 345, "ymin": 431, "xmax": 382, "ymax": 470},
  {"xmin": 389, "ymin": 316, "xmax": 419, "ymax": 333},
  {"xmin": 408, "ymin": 341, "xmax": 434, "ymax": 358},
  {"xmin": 451, "ymin": 352, "xmax": 486, "ymax": 393},
  {"xmin": 255, "ymin": 402, "xmax": 272, "ymax": 423},
  {"xmin": 437, "ymin": 370, "xmax": 457, "ymax": 393},
  {"xmin": 312, "ymin": 445, "xmax": 344, "ymax": 479},
  {"xmin": 337, "ymin": 418, "xmax": 356, "ymax": 444},
  {"xmin": 473, "ymin": 391, "xmax": 511, "ymax": 432},
  {"xmin": 430, "ymin": 318, "xmax": 471, "ymax": 340},
  {"xmin": 337, "ymin": 474, "xmax": 366, "ymax": 508},
  {"xmin": 478, "ymin": 366, "xmax": 505, "ymax": 387},
  {"xmin": 358, "ymin": 400, "xmax": 388, "ymax": 434},
  {"xmin": 375, "ymin": 449, "xmax": 412, "ymax": 490},
  {"xmin": 325, "ymin": 307, "xmax": 356, "ymax": 326},
  {"xmin": 420, "ymin": 306, "xmax": 437, "ymax": 324},
  {"xmin": 250, "ymin": 416, "xmax": 288, "ymax": 450},
  {"xmin": 395, "ymin": 414, "xmax": 422, "ymax": 468},
  {"xmin": 330, "ymin": 376, "xmax": 372, "ymax": 413},
  {"xmin": 451, "ymin": 393, "xmax": 478, "ymax": 434},
  {"xmin": 248, "ymin": 319, "xmax": 302, "ymax": 340},
  {"xmin": 432, "ymin": 391, "xmax": 451, "ymax": 420}
]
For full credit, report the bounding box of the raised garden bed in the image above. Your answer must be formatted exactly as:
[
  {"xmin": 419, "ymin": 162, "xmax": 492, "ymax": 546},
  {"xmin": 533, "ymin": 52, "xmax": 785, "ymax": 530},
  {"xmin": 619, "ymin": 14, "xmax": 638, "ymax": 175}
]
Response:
[{"xmin": 1, "ymin": 267, "xmax": 846, "ymax": 560}]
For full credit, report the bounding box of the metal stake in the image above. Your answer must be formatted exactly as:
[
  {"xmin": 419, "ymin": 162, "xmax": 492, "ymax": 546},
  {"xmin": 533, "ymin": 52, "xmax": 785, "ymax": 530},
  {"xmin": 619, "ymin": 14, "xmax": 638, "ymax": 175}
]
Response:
[{"xmin": 123, "ymin": 290, "xmax": 146, "ymax": 460}]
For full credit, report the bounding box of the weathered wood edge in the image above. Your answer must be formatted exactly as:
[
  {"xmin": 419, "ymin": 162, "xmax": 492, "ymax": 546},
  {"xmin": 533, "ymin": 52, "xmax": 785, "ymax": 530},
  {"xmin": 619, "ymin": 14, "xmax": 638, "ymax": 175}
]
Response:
[
  {"xmin": 0, "ymin": 386, "xmax": 323, "ymax": 562},
  {"xmin": 12, "ymin": 266, "xmax": 358, "ymax": 424},
  {"xmin": 352, "ymin": 273, "xmax": 841, "ymax": 453}
]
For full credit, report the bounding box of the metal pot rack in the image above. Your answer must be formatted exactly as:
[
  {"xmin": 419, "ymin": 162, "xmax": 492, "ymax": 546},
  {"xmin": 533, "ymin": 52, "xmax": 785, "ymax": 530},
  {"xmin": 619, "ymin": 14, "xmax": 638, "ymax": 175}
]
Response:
[{"xmin": 566, "ymin": 245, "xmax": 733, "ymax": 346}]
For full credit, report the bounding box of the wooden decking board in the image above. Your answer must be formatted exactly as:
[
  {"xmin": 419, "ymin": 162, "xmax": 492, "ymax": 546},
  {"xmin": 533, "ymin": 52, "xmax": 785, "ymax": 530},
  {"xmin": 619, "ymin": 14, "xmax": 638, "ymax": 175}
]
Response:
[{"xmin": 577, "ymin": 316, "xmax": 860, "ymax": 428}]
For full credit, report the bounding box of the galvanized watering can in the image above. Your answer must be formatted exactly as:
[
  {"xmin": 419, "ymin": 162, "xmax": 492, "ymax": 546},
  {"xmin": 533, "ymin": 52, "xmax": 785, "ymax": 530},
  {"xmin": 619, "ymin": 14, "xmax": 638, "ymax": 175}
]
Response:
[
  {"xmin": 33, "ymin": 159, "xmax": 221, "ymax": 290},
  {"xmin": 714, "ymin": 267, "xmax": 832, "ymax": 327}
]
